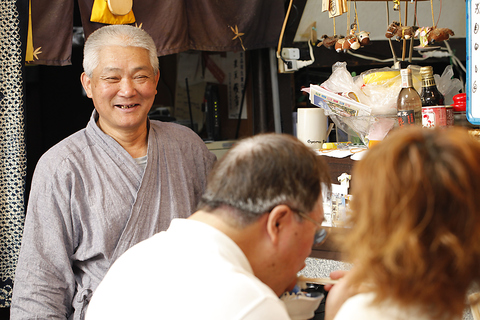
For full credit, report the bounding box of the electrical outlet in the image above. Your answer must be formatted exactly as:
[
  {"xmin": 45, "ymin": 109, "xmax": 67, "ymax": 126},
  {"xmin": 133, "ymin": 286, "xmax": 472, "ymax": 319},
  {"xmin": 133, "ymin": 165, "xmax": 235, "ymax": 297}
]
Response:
[
  {"xmin": 277, "ymin": 58, "xmax": 298, "ymax": 73},
  {"xmin": 281, "ymin": 48, "xmax": 300, "ymax": 60}
]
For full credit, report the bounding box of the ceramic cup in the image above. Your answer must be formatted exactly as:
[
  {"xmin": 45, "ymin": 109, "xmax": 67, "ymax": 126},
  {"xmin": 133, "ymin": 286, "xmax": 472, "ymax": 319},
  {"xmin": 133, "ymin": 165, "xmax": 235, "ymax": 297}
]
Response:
[{"xmin": 296, "ymin": 107, "xmax": 328, "ymax": 150}]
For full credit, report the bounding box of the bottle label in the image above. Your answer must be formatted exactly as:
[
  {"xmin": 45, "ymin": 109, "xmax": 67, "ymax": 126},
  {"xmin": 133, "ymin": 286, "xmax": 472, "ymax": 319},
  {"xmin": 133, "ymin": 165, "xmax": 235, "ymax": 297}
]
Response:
[
  {"xmin": 445, "ymin": 106, "xmax": 454, "ymax": 126},
  {"xmin": 400, "ymin": 75, "xmax": 412, "ymax": 88},
  {"xmin": 422, "ymin": 106, "xmax": 447, "ymax": 128},
  {"xmin": 397, "ymin": 110, "xmax": 416, "ymax": 127},
  {"xmin": 422, "ymin": 78, "xmax": 436, "ymax": 87}
]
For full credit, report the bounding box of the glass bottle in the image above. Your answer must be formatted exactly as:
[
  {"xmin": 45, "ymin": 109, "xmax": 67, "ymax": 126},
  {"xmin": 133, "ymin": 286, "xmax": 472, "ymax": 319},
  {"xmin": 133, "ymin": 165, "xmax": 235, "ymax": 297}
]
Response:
[
  {"xmin": 420, "ymin": 66, "xmax": 444, "ymax": 106},
  {"xmin": 397, "ymin": 68, "xmax": 422, "ymax": 127}
]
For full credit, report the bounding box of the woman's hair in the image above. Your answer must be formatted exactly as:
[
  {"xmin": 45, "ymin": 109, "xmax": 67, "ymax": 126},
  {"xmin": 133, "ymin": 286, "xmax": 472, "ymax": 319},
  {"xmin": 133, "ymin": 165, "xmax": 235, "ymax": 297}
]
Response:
[
  {"xmin": 198, "ymin": 133, "xmax": 331, "ymax": 226},
  {"xmin": 83, "ymin": 25, "xmax": 159, "ymax": 77},
  {"xmin": 342, "ymin": 126, "xmax": 480, "ymax": 318}
]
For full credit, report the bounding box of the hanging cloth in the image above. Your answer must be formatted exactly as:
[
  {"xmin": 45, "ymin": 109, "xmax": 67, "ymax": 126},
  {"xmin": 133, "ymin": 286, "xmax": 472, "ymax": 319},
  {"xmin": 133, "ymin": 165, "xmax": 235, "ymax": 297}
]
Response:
[
  {"xmin": 90, "ymin": 0, "xmax": 135, "ymax": 24},
  {"xmin": 26, "ymin": 0, "xmax": 34, "ymax": 62},
  {"xmin": 0, "ymin": 0, "xmax": 27, "ymax": 308}
]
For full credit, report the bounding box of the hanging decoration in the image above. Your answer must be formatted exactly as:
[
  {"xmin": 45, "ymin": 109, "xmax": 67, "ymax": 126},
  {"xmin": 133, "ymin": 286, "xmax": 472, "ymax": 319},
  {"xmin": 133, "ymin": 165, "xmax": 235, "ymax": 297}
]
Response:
[
  {"xmin": 317, "ymin": 0, "xmax": 371, "ymax": 53},
  {"xmin": 382, "ymin": 0, "xmax": 454, "ymax": 52},
  {"xmin": 90, "ymin": 0, "xmax": 135, "ymax": 25},
  {"xmin": 26, "ymin": 0, "xmax": 42, "ymax": 62},
  {"xmin": 385, "ymin": 21, "xmax": 415, "ymax": 41},
  {"xmin": 229, "ymin": 25, "xmax": 246, "ymax": 51},
  {"xmin": 393, "ymin": 0, "xmax": 401, "ymax": 11},
  {"xmin": 414, "ymin": 0, "xmax": 454, "ymax": 48}
]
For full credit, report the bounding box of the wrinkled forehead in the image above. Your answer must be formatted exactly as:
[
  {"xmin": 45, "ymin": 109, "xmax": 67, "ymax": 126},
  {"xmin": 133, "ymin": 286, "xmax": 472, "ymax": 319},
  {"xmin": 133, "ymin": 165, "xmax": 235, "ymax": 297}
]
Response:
[{"xmin": 95, "ymin": 46, "xmax": 153, "ymax": 70}]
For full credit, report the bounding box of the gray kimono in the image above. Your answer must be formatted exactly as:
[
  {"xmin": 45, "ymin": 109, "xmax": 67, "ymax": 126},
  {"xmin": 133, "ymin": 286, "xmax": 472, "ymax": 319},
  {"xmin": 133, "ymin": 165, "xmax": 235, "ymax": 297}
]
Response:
[{"xmin": 10, "ymin": 111, "xmax": 217, "ymax": 319}]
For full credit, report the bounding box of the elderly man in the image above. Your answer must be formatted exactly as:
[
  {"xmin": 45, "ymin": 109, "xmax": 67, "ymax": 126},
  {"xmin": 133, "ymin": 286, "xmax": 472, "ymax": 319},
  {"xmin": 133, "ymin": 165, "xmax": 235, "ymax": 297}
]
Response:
[
  {"xmin": 85, "ymin": 133, "xmax": 331, "ymax": 319},
  {"xmin": 11, "ymin": 25, "xmax": 216, "ymax": 319}
]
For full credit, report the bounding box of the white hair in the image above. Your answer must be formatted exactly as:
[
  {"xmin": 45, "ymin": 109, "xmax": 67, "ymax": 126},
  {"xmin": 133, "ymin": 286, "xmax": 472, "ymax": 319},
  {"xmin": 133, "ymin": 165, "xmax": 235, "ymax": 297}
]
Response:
[{"xmin": 83, "ymin": 25, "xmax": 159, "ymax": 77}]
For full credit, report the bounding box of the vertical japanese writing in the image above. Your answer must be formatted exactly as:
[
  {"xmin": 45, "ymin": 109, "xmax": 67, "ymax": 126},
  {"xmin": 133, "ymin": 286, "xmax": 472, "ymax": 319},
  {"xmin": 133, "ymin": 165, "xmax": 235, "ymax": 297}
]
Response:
[{"xmin": 227, "ymin": 52, "xmax": 247, "ymax": 119}]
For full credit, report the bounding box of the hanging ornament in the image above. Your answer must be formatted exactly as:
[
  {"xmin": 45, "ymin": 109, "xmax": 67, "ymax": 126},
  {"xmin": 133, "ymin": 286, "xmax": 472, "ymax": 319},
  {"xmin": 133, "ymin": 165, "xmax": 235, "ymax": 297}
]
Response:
[
  {"xmin": 335, "ymin": 38, "xmax": 346, "ymax": 52},
  {"xmin": 393, "ymin": 0, "xmax": 400, "ymax": 11},
  {"xmin": 317, "ymin": 0, "xmax": 370, "ymax": 53},
  {"xmin": 351, "ymin": 0, "xmax": 371, "ymax": 47},
  {"xmin": 385, "ymin": 21, "xmax": 414, "ymax": 41},
  {"xmin": 357, "ymin": 31, "xmax": 370, "ymax": 46},
  {"xmin": 319, "ymin": 34, "xmax": 340, "ymax": 49},
  {"xmin": 414, "ymin": 0, "xmax": 454, "ymax": 50},
  {"xmin": 318, "ymin": 16, "xmax": 341, "ymax": 50},
  {"xmin": 426, "ymin": 27, "xmax": 454, "ymax": 44}
]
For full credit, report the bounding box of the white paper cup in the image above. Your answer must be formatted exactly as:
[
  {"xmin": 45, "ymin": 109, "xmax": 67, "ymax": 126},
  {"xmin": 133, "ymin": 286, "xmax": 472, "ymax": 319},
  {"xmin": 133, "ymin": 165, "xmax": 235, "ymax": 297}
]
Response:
[{"xmin": 296, "ymin": 108, "xmax": 328, "ymax": 150}]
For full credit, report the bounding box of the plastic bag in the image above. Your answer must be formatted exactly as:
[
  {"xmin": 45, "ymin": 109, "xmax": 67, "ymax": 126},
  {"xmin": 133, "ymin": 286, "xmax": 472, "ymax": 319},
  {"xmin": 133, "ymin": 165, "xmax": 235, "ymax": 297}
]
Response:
[
  {"xmin": 321, "ymin": 62, "xmax": 370, "ymax": 105},
  {"xmin": 358, "ymin": 66, "xmax": 424, "ymax": 116},
  {"xmin": 317, "ymin": 62, "xmax": 396, "ymax": 145},
  {"xmin": 358, "ymin": 67, "xmax": 401, "ymax": 116},
  {"xmin": 435, "ymin": 65, "xmax": 462, "ymax": 105}
]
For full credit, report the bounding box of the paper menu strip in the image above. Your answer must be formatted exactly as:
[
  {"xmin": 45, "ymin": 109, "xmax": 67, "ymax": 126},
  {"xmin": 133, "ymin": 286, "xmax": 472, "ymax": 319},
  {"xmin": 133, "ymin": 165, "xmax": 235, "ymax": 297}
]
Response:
[{"xmin": 467, "ymin": 0, "xmax": 480, "ymax": 124}]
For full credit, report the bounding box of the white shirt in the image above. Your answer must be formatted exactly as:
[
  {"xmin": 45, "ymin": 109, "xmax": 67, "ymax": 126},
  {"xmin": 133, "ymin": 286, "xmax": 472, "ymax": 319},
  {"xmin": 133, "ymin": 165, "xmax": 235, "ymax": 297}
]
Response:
[
  {"xmin": 86, "ymin": 219, "xmax": 291, "ymax": 320},
  {"xmin": 334, "ymin": 292, "xmax": 441, "ymax": 320}
]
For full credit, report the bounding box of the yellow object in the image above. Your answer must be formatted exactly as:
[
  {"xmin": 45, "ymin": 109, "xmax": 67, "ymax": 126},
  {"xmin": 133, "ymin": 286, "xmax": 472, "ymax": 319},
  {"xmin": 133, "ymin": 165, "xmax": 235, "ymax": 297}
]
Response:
[
  {"xmin": 368, "ymin": 140, "xmax": 381, "ymax": 148},
  {"xmin": 26, "ymin": 0, "xmax": 33, "ymax": 62},
  {"xmin": 322, "ymin": 143, "xmax": 337, "ymax": 150},
  {"xmin": 107, "ymin": 0, "xmax": 133, "ymax": 16},
  {"xmin": 90, "ymin": 0, "xmax": 135, "ymax": 25},
  {"xmin": 363, "ymin": 71, "xmax": 400, "ymax": 85}
]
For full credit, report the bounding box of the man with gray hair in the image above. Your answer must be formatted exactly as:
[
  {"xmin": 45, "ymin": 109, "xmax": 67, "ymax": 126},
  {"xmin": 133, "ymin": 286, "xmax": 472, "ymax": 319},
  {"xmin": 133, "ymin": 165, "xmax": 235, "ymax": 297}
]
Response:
[
  {"xmin": 86, "ymin": 133, "xmax": 331, "ymax": 319},
  {"xmin": 11, "ymin": 25, "xmax": 216, "ymax": 319}
]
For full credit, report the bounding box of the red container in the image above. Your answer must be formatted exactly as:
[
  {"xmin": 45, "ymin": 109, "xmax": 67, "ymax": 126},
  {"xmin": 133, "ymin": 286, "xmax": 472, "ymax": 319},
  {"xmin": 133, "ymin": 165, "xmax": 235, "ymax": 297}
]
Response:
[
  {"xmin": 452, "ymin": 93, "xmax": 466, "ymax": 112},
  {"xmin": 422, "ymin": 106, "xmax": 447, "ymax": 128}
]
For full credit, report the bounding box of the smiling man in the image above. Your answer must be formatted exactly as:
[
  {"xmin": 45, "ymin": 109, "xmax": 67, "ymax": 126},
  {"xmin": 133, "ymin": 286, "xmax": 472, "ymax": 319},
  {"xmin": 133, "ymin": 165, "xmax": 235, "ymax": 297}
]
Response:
[
  {"xmin": 11, "ymin": 25, "xmax": 216, "ymax": 320},
  {"xmin": 86, "ymin": 133, "xmax": 332, "ymax": 320}
]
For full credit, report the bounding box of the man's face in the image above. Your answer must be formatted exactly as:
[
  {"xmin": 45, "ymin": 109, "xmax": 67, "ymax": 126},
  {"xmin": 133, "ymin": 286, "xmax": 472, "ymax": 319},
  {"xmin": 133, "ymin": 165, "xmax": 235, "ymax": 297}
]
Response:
[
  {"xmin": 283, "ymin": 198, "xmax": 325, "ymax": 291},
  {"xmin": 81, "ymin": 45, "xmax": 159, "ymax": 137}
]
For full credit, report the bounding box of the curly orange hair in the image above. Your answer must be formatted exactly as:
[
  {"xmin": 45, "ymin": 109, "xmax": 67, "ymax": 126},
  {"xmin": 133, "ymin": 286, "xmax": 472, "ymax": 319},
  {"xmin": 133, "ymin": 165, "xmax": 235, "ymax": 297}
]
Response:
[{"xmin": 341, "ymin": 126, "xmax": 480, "ymax": 318}]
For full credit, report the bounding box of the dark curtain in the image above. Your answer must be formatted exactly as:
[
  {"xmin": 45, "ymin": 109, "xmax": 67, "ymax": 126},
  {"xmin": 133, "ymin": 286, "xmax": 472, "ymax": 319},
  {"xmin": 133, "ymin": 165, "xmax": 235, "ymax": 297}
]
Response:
[
  {"xmin": 28, "ymin": 0, "xmax": 285, "ymax": 66},
  {"xmin": 0, "ymin": 0, "xmax": 28, "ymax": 309}
]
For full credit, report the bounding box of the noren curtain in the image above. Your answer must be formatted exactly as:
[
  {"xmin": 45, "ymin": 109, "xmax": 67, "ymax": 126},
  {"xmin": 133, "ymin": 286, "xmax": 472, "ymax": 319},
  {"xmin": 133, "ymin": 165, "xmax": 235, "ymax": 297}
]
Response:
[{"xmin": 28, "ymin": 0, "xmax": 285, "ymax": 66}]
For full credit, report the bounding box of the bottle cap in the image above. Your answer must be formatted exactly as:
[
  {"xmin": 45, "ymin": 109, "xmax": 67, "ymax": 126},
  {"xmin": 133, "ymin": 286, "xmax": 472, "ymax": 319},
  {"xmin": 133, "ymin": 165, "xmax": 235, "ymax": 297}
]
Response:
[
  {"xmin": 453, "ymin": 93, "xmax": 467, "ymax": 112},
  {"xmin": 453, "ymin": 93, "xmax": 466, "ymax": 103},
  {"xmin": 420, "ymin": 66, "xmax": 433, "ymax": 78}
]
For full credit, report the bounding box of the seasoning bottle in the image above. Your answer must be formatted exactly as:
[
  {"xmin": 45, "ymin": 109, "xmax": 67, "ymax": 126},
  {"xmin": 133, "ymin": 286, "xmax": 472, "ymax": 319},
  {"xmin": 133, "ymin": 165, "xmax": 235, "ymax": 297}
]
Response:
[
  {"xmin": 420, "ymin": 66, "xmax": 447, "ymax": 127},
  {"xmin": 419, "ymin": 66, "xmax": 444, "ymax": 106},
  {"xmin": 397, "ymin": 68, "xmax": 422, "ymax": 127}
]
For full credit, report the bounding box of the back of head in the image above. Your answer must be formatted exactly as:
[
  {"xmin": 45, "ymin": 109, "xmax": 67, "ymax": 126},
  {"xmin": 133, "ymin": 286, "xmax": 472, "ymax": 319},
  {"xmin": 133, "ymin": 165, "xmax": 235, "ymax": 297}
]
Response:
[
  {"xmin": 199, "ymin": 133, "xmax": 331, "ymax": 226},
  {"xmin": 345, "ymin": 126, "xmax": 480, "ymax": 318},
  {"xmin": 83, "ymin": 25, "xmax": 159, "ymax": 77}
]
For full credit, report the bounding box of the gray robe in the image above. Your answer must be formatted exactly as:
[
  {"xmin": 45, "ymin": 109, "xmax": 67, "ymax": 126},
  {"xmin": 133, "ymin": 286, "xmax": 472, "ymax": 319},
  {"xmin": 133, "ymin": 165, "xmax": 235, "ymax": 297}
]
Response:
[{"xmin": 10, "ymin": 111, "xmax": 217, "ymax": 319}]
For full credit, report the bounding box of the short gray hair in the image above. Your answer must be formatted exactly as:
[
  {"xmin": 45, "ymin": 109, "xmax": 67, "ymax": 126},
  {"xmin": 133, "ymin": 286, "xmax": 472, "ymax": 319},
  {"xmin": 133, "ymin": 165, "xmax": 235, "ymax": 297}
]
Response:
[
  {"xmin": 198, "ymin": 133, "xmax": 331, "ymax": 226},
  {"xmin": 83, "ymin": 25, "xmax": 159, "ymax": 77}
]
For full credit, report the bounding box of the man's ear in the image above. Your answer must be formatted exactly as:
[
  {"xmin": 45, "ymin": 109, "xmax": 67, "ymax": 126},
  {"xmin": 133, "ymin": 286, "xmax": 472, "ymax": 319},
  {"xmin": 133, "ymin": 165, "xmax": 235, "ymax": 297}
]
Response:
[
  {"xmin": 266, "ymin": 204, "xmax": 292, "ymax": 245},
  {"xmin": 80, "ymin": 72, "xmax": 93, "ymax": 98}
]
